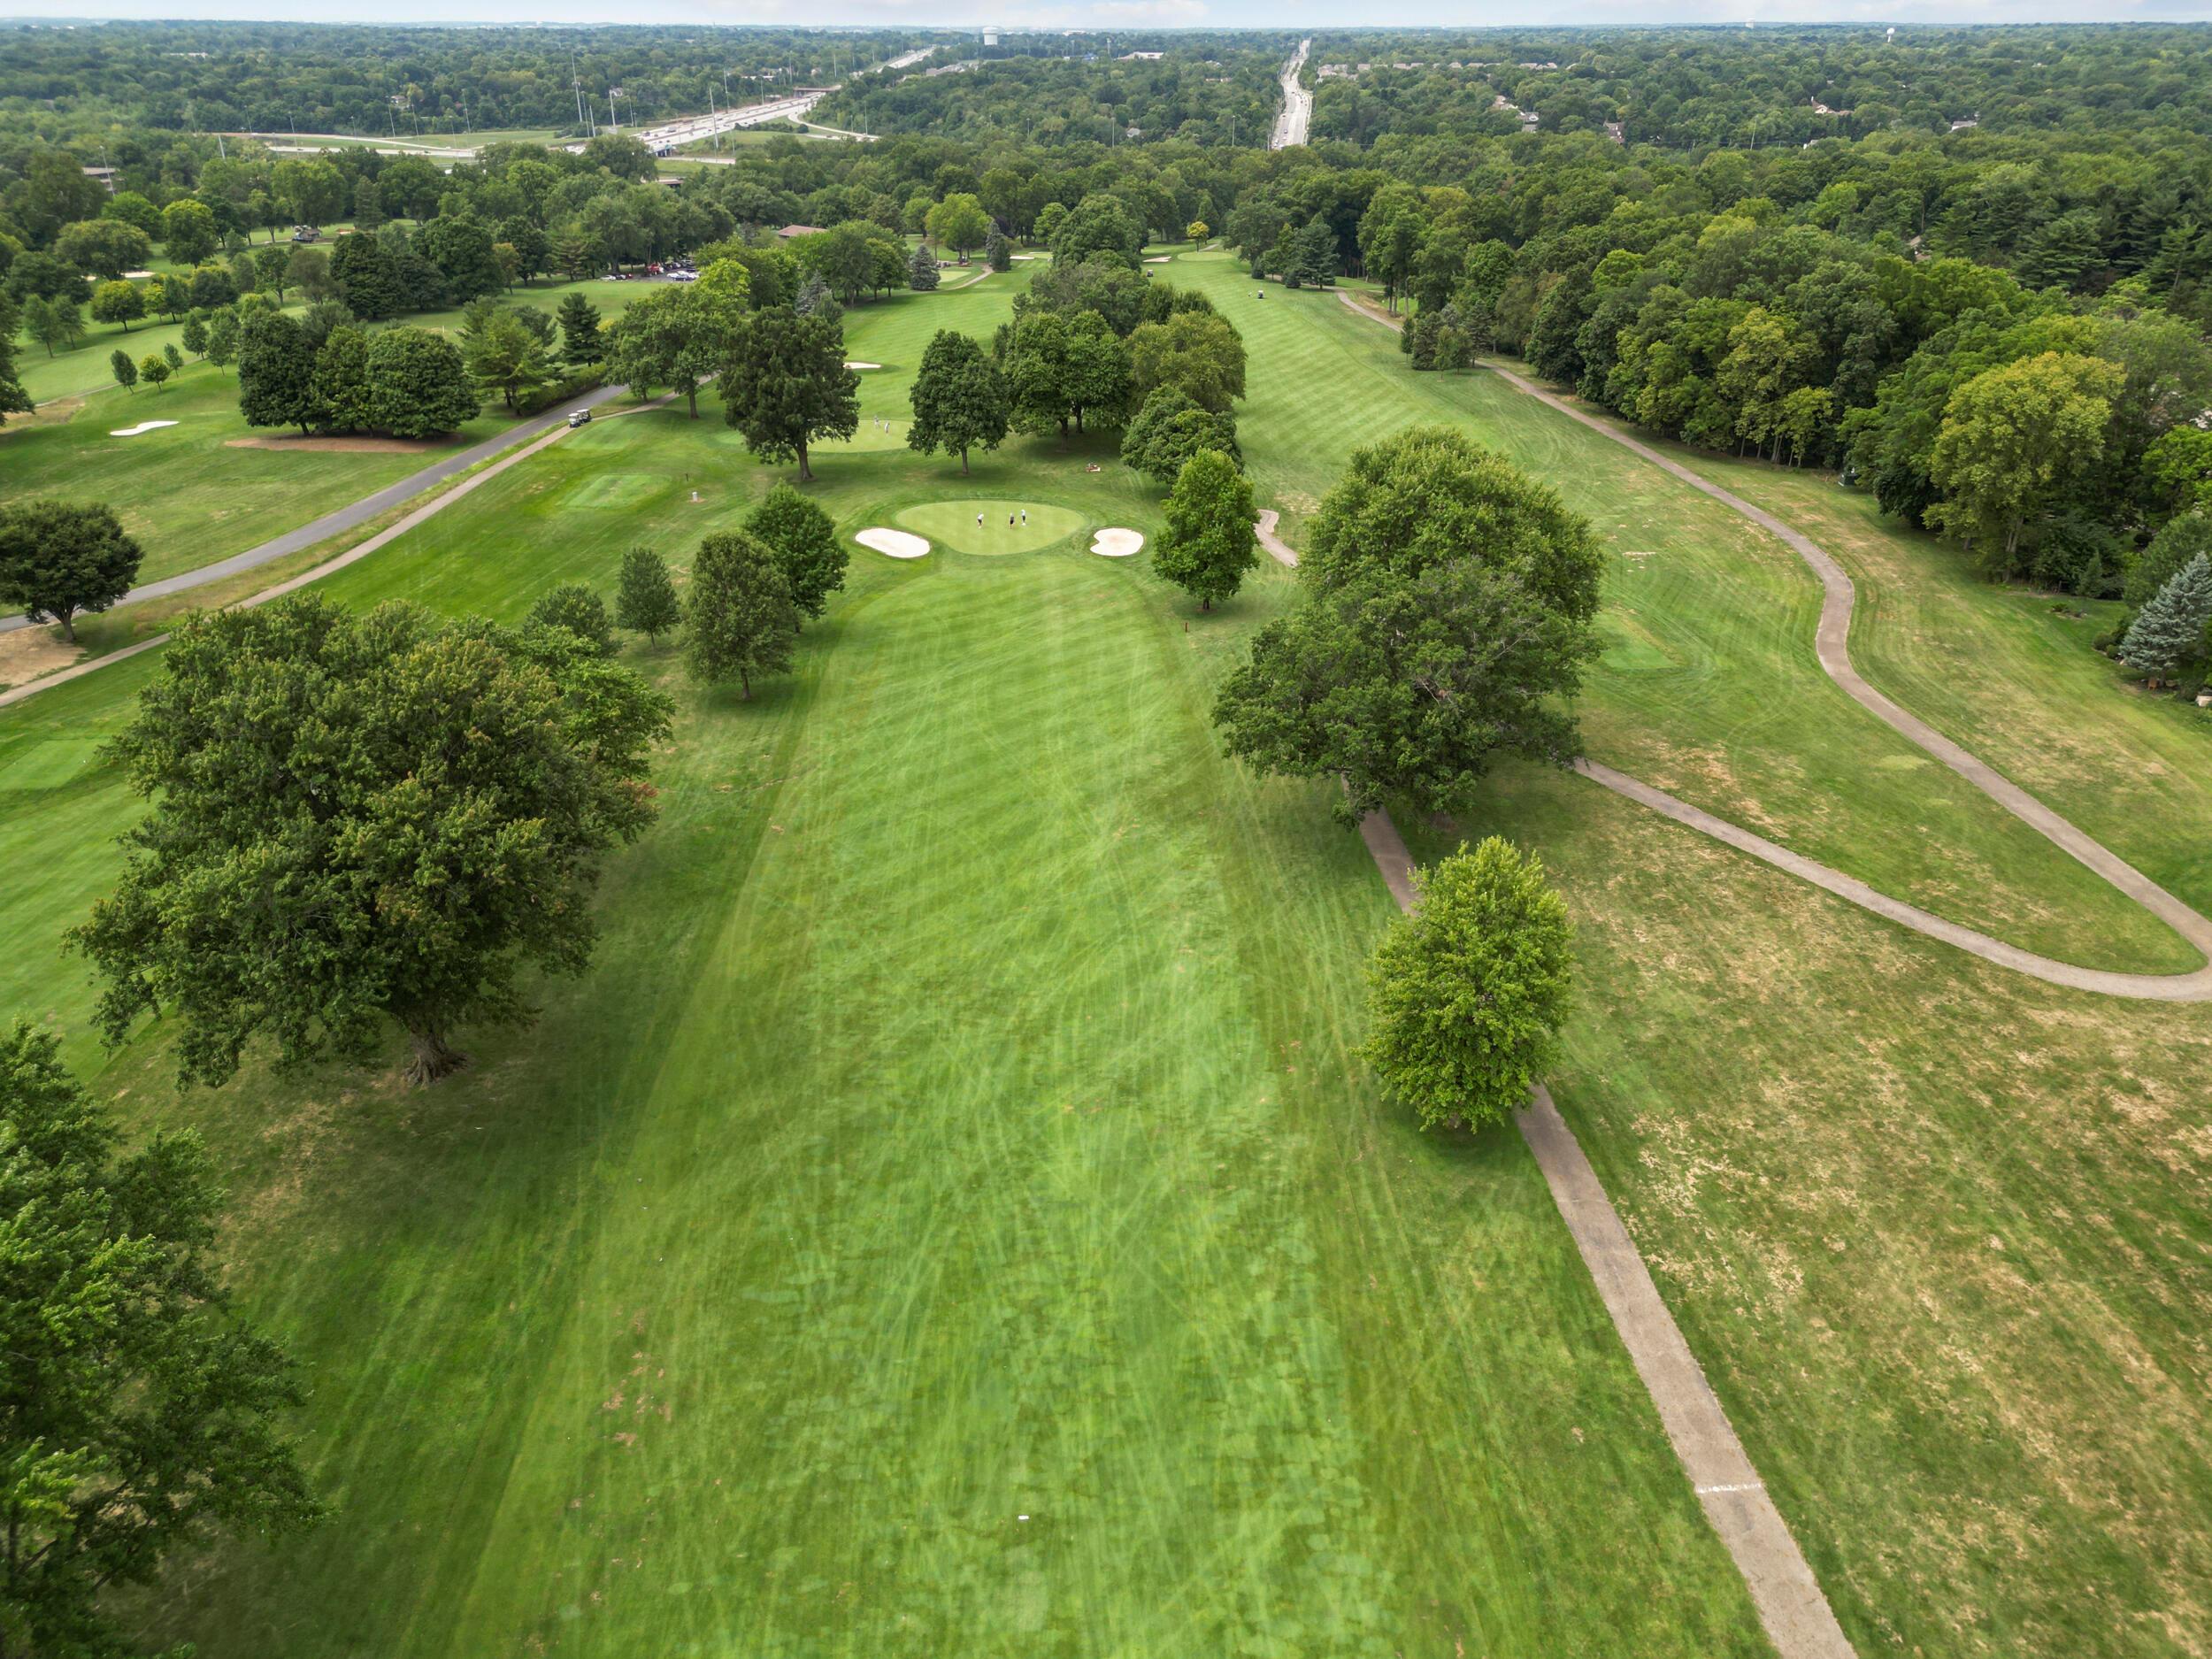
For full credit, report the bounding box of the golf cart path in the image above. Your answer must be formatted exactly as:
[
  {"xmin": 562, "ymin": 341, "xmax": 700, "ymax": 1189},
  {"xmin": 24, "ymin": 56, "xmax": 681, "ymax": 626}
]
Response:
[
  {"xmin": 0, "ymin": 381, "xmax": 631, "ymax": 638},
  {"xmin": 1263, "ymin": 509, "xmax": 1854, "ymax": 1658},
  {"xmin": 0, "ymin": 389, "xmax": 674, "ymax": 712},
  {"xmin": 1327, "ymin": 287, "xmax": 2212, "ymax": 1002}
]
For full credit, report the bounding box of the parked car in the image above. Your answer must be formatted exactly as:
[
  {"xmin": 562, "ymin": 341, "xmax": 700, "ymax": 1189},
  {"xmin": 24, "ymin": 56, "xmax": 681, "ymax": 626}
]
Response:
[
  {"xmin": 567, "ymin": 408, "xmax": 592, "ymax": 428},
  {"xmin": 667, "ymin": 268, "xmax": 698, "ymax": 281}
]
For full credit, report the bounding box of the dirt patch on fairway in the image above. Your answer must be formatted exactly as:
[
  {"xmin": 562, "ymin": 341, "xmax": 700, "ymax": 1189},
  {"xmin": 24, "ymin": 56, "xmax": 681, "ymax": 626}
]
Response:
[
  {"xmin": 0, "ymin": 626, "xmax": 87, "ymax": 690},
  {"xmin": 0, "ymin": 397, "xmax": 82, "ymax": 436},
  {"xmin": 226, "ymin": 434, "xmax": 459, "ymax": 454}
]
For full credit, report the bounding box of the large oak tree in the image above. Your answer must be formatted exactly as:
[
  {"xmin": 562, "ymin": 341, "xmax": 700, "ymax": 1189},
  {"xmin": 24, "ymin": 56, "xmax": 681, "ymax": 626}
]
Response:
[
  {"xmin": 1213, "ymin": 426, "xmax": 1601, "ymax": 823},
  {"xmin": 74, "ymin": 595, "xmax": 672, "ymax": 1087},
  {"xmin": 0, "ymin": 498, "xmax": 143, "ymax": 641},
  {"xmin": 718, "ymin": 306, "xmax": 859, "ymax": 483}
]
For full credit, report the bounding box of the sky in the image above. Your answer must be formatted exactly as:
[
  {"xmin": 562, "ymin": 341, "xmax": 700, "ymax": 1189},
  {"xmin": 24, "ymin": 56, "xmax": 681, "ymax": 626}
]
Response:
[{"xmin": 7, "ymin": 0, "xmax": 2212, "ymax": 25}]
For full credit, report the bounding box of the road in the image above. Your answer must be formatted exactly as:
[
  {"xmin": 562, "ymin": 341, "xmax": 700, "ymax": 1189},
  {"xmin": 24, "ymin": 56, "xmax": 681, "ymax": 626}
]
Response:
[
  {"xmin": 0, "ymin": 381, "xmax": 628, "ymax": 636},
  {"xmin": 1271, "ymin": 39, "xmax": 1313, "ymax": 150},
  {"xmin": 612, "ymin": 91, "xmax": 836, "ymax": 155}
]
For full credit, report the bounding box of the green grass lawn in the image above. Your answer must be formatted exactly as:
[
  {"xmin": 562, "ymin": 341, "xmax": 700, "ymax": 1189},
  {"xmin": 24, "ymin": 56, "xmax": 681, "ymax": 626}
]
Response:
[
  {"xmin": 2, "ymin": 274, "xmax": 1770, "ymax": 1655},
  {"xmin": 1624, "ymin": 447, "xmax": 2212, "ymax": 919},
  {"xmin": 0, "ymin": 361, "xmax": 529, "ymax": 585},
  {"xmin": 10, "ymin": 248, "xmax": 2212, "ymax": 1659}
]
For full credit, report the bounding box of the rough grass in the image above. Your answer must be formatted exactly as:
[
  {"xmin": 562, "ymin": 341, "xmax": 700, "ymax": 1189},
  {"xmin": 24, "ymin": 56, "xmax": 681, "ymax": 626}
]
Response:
[{"xmin": 1191, "ymin": 259, "xmax": 2212, "ymax": 1657}]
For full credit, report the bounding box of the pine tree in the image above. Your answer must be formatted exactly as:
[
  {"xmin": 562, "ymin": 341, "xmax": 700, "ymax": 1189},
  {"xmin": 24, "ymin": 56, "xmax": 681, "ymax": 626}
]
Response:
[
  {"xmin": 1294, "ymin": 215, "xmax": 1338, "ymax": 288},
  {"xmin": 2120, "ymin": 552, "xmax": 2212, "ymax": 680},
  {"xmin": 907, "ymin": 242, "xmax": 941, "ymax": 293},
  {"xmin": 986, "ymin": 227, "xmax": 1012, "ymax": 272},
  {"xmin": 615, "ymin": 546, "xmax": 680, "ymax": 642},
  {"xmin": 109, "ymin": 348, "xmax": 136, "ymax": 395},
  {"xmin": 557, "ymin": 290, "xmax": 604, "ymax": 364},
  {"xmin": 794, "ymin": 270, "xmax": 836, "ymax": 319}
]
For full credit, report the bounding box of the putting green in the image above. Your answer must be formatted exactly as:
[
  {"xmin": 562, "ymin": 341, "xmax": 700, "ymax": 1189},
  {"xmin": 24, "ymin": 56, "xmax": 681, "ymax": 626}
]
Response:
[{"xmin": 895, "ymin": 499, "xmax": 1085, "ymax": 555}]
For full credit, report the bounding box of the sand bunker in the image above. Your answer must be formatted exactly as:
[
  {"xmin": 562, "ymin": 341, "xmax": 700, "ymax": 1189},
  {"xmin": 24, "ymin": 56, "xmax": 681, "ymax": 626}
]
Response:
[
  {"xmin": 110, "ymin": 419, "xmax": 178, "ymax": 437},
  {"xmin": 856, "ymin": 526, "xmax": 930, "ymax": 559},
  {"xmin": 1090, "ymin": 527, "xmax": 1145, "ymax": 557},
  {"xmin": 1142, "ymin": 256, "xmax": 1171, "ymax": 264},
  {"xmin": 844, "ymin": 360, "xmax": 883, "ymax": 370}
]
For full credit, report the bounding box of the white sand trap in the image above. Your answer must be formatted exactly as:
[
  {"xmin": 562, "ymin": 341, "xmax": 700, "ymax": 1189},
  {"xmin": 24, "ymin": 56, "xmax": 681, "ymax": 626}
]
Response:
[
  {"xmin": 1142, "ymin": 256, "xmax": 1171, "ymax": 264},
  {"xmin": 109, "ymin": 419, "xmax": 178, "ymax": 437},
  {"xmin": 843, "ymin": 360, "xmax": 883, "ymax": 370},
  {"xmin": 1090, "ymin": 527, "xmax": 1145, "ymax": 557},
  {"xmin": 856, "ymin": 526, "xmax": 930, "ymax": 560}
]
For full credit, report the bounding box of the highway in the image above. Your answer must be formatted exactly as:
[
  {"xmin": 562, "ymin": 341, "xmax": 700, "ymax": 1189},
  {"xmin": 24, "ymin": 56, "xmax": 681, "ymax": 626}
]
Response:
[{"xmin": 1271, "ymin": 39, "xmax": 1313, "ymax": 150}]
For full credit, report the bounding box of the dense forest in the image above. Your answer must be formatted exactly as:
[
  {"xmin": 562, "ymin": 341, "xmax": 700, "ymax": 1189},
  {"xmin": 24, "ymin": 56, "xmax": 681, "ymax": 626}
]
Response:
[
  {"xmin": 0, "ymin": 22, "xmax": 955, "ymax": 139},
  {"xmin": 1302, "ymin": 26, "xmax": 2212, "ymax": 148},
  {"xmin": 4, "ymin": 22, "xmax": 2209, "ymax": 659},
  {"xmin": 809, "ymin": 36, "xmax": 1292, "ymax": 150}
]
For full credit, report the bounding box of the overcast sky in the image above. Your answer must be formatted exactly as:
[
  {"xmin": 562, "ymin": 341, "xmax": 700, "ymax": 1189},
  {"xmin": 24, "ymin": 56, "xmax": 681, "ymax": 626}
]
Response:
[{"xmin": 9, "ymin": 0, "xmax": 2212, "ymax": 27}]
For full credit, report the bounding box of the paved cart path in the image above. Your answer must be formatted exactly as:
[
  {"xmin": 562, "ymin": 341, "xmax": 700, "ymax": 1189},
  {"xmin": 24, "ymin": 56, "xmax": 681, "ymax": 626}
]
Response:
[
  {"xmin": 1326, "ymin": 288, "xmax": 2212, "ymax": 1002},
  {"xmin": 0, "ymin": 390, "xmax": 676, "ymax": 712},
  {"xmin": 0, "ymin": 382, "xmax": 631, "ymax": 637},
  {"xmin": 1258, "ymin": 503, "xmax": 1857, "ymax": 1659}
]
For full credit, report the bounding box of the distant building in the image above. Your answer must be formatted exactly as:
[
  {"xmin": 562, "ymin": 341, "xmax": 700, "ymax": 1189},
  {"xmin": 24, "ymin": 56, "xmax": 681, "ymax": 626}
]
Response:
[
  {"xmin": 776, "ymin": 224, "xmax": 824, "ymax": 239},
  {"xmin": 982, "ymin": 29, "xmax": 998, "ymax": 46},
  {"xmin": 1604, "ymin": 120, "xmax": 1625, "ymax": 143},
  {"xmin": 1949, "ymin": 115, "xmax": 1979, "ymax": 131},
  {"xmin": 1120, "ymin": 50, "xmax": 1163, "ymax": 60},
  {"xmin": 81, "ymin": 165, "xmax": 118, "ymax": 193}
]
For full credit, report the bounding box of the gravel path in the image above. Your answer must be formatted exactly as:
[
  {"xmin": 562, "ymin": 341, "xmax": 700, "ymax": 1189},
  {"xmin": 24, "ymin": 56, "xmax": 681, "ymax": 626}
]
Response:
[
  {"xmin": 1331, "ymin": 288, "xmax": 2212, "ymax": 1001},
  {"xmin": 0, "ymin": 381, "xmax": 629, "ymax": 637}
]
